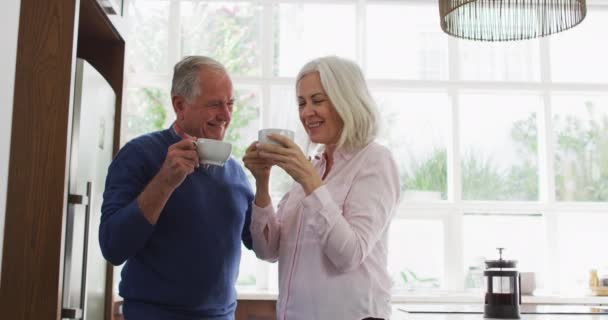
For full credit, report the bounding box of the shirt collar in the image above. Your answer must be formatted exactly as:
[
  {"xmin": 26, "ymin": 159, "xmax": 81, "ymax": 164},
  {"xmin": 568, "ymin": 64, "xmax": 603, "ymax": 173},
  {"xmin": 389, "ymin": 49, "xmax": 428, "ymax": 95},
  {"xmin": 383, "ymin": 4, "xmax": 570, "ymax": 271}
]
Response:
[
  {"xmin": 313, "ymin": 146, "xmax": 357, "ymax": 163},
  {"xmin": 172, "ymin": 122, "xmax": 194, "ymax": 140}
]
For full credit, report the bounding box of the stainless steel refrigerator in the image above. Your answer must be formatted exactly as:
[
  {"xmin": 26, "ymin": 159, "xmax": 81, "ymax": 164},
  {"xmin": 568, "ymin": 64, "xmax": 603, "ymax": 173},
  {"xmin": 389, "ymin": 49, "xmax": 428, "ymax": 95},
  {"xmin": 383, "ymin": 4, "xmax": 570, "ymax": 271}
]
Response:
[{"xmin": 61, "ymin": 59, "xmax": 116, "ymax": 320}]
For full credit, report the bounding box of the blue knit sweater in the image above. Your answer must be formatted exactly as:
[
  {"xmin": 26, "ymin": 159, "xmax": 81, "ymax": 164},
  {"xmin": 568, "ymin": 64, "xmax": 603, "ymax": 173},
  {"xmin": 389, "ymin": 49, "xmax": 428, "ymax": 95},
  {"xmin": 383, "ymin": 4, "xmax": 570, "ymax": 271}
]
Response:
[{"xmin": 100, "ymin": 127, "xmax": 253, "ymax": 320}]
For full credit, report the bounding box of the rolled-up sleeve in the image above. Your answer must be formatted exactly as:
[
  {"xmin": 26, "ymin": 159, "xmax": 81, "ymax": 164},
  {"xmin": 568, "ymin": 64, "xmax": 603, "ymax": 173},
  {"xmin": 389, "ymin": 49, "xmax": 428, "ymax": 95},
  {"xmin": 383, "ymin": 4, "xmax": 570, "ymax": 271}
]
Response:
[
  {"xmin": 99, "ymin": 143, "xmax": 155, "ymax": 266},
  {"xmin": 301, "ymin": 149, "xmax": 401, "ymax": 273}
]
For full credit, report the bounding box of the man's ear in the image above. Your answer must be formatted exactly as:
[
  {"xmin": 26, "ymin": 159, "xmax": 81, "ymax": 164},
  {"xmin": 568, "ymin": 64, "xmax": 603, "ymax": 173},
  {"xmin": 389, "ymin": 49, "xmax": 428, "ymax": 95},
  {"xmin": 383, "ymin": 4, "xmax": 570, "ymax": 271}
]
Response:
[{"xmin": 172, "ymin": 95, "xmax": 185, "ymax": 119}]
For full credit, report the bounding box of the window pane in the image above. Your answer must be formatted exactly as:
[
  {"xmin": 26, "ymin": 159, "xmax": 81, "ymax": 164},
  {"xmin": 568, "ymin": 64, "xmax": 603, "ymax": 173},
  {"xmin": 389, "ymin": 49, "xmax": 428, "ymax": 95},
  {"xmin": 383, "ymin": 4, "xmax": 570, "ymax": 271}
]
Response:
[
  {"xmin": 275, "ymin": 4, "xmax": 356, "ymax": 77},
  {"xmin": 463, "ymin": 214, "xmax": 545, "ymax": 291},
  {"xmin": 458, "ymin": 40, "xmax": 540, "ymax": 82},
  {"xmin": 121, "ymin": 87, "xmax": 172, "ymax": 145},
  {"xmin": 268, "ymin": 86, "xmax": 308, "ymax": 201},
  {"xmin": 553, "ymin": 94, "xmax": 608, "ymax": 201},
  {"xmin": 460, "ymin": 93, "xmax": 541, "ymax": 201},
  {"xmin": 367, "ymin": 3, "xmax": 448, "ymax": 80},
  {"xmin": 374, "ymin": 90, "xmax": 450, "ymax": 200},
  {"xmin": 237, "ymin": 245, "xmax": 258, "ymax": 288},
  {"xmin": 555, "ymin": 212, "xmax": 608, "ymax": 294},
  {"xmin": 224, "ymin": 86, "xmax": 261, "ymax": 162},
  {"xmin": 389, "ymin": 219, "xmax": 444, "ymax": 292},
  {"xmin": 127, "ymin": 0, "xmax": 169, "ymax": 73},
  {"xmin": 550, "ymin": 8, "xmax": 608, "ymax": 83},
  {"xmin": 180, "ymin": 1, "xmax": 262, "ymax": 77}
]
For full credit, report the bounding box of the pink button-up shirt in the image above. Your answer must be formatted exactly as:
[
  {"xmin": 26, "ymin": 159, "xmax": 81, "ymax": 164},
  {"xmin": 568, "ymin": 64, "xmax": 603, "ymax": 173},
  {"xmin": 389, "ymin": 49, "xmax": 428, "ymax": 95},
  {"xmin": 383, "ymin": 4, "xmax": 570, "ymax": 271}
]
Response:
[{"xmin": 250, "ymin": 142, "xmax": 401, "ymax": 320}]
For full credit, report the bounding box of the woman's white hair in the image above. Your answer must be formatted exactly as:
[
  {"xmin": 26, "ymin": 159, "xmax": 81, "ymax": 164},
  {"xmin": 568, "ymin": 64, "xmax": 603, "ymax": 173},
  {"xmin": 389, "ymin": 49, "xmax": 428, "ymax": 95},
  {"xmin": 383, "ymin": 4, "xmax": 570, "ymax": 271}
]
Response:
[
  {"xmin": 296, "ymin": 56, "xmax": 379, "ymax": 150},
  {"xmin": 171, "ymin": 56, "xmax": 227, "ymax": 102}
]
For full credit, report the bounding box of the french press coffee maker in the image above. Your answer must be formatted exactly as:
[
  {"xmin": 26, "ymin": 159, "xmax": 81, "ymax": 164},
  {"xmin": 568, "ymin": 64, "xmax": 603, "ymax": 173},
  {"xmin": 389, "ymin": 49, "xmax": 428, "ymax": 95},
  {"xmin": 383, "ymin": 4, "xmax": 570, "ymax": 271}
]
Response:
[{"xmin": 484, "ymin": 248, "xmax": 521, "ymax": 319}]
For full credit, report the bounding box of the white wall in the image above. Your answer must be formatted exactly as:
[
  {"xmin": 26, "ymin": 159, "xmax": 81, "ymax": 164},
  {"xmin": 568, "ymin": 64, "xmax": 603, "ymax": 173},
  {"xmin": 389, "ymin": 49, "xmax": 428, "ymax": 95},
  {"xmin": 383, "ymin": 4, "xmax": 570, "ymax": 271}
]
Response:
[{"xmin": 0, "ymin": 0, "xmax": 22, "ymax": 279}]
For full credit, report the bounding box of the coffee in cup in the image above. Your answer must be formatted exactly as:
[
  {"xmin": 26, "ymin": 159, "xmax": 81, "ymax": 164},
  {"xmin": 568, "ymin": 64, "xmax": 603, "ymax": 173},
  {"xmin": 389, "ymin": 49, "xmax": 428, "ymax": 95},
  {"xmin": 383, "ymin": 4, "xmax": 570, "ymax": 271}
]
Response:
[
  {"xmin": 194, "ymin": 138, "xmax": 232, "ymax": 166},
  {"xmin": 258, "ymin": 128, "xmax": 295, "ymax": 146}
]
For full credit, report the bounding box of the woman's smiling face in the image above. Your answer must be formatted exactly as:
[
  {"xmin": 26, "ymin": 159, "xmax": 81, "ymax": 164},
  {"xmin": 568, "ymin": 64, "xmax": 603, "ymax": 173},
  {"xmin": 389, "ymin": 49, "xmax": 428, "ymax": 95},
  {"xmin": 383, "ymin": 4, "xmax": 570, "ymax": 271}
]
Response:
[{"xmin": 297, "ymin": 72, "xmax": 343, "ymax": 145}]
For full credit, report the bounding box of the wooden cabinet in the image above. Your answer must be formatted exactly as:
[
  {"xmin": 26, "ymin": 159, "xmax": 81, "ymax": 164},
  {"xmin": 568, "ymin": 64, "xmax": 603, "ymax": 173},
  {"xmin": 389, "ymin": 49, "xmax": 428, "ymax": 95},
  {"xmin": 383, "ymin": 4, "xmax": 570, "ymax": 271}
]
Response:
[
  {"xmin": 236, "ymin": 300, "xmax": 277, "ymax": 320},
  {"xmin": 0, "ymin": 1, "xmax": 125, "ymax": 319}
]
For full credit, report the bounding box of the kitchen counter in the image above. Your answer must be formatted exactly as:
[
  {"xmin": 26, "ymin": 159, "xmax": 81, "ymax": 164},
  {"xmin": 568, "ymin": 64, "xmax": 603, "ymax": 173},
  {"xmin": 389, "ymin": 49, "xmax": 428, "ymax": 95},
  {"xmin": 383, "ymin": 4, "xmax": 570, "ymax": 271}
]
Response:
[
  {"xmin": 393, "ymin": 314, "xmax": 607, "ymax": 319},
  {"xmin": 392, "ymin": 304, "xmax": 608, "ymax": 320},
  {"xmin": 235, "ymin": 289, "xmax": 608, "ymax": 319},
  {"xmin": 236, "ymin": 288, "xmax": 608, "ymax": 305}
]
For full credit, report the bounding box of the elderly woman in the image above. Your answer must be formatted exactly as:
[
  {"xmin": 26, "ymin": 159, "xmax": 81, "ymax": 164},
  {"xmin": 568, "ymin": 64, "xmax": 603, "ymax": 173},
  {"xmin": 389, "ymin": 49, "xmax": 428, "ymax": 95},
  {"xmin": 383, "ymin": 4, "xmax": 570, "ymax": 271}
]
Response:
[{"xmin": 243, "ymin": 56, "xmax": 400, "ymax": 320}]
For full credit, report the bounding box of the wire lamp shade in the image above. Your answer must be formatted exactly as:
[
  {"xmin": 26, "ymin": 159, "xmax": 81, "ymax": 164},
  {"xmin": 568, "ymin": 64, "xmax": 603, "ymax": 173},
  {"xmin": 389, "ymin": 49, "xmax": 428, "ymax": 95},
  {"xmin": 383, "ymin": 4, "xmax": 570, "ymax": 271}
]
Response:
[{"xmin": 439, "ymin": 0, "xmax": 587, "ymax": 41}]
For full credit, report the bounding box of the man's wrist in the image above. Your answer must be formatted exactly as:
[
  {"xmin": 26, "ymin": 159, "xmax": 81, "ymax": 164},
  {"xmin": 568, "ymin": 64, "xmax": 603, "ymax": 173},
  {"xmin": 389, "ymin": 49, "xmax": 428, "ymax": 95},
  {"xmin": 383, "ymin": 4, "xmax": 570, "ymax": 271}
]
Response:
[{"xmin": 153, "ymin": 170, "xmax": 178, "ymax": 194}]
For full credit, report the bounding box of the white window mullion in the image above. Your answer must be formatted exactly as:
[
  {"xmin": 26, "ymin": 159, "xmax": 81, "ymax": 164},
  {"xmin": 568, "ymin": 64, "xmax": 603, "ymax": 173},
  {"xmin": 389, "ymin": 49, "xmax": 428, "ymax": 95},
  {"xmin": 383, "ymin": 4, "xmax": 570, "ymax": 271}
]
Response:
[
  {"xmin": 260, "ymin": 1, "xmax": 274, "ymax": 130},
  {"xmin": 538, "ymin": 37, "xmax": 556, "ymax": 204},
  {"xmin": 356, "ymin": 0, "xmax": 366, "ymax": 69},
  {"xmin": 261, "ymin": 1, "xmax": 274, "ymax": 79},
  {"xmin": 256, "ymin": 0, "xmax": 276, "ymax": 291},
  {"xmin": 538, "ymin": 98, "xmax": 555, "ymax": 204},
  {"xmin": 446, "ymin": 34, "xmax": 463, "ymax": 292},
  {"xmin": 168, "ymin": 0, "xmax": 181, "ymax": 67},
  {"xmin": 543, "ymin": 212, "xmax": 560, "ymax": 294},
  {"xmin": 445, "ymin": 209, "xmax": 464, "ymax": 291},
  {"xmin": 539, "ymin": 36, "xmax": 560, "ymax": 296},
  {"xmin": 448, "ymin": 93, "xmax": 461, "ymax": 204},
  {"xmin": 447, "ymin": 35, "xmax": 461, "ymax": 204}
]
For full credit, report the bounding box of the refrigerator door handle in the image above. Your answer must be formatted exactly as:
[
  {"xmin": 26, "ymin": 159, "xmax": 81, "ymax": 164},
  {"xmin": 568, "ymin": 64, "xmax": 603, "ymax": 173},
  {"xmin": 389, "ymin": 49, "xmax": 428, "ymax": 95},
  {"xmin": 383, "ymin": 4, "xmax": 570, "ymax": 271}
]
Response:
[
  {"xmin": 68, "ymin": 193, "xmax": 89, "ymax": 205},
  {"xmin": 79, "ymin": 181, "xmax": 92, "ymax": 316},
  {"xmin": 61, "ymin": 307, "xmax": 83, "ymax": 319},
  {"xmin": 64, "ymin": 181, "xmax": 92, "ymax": 319}
]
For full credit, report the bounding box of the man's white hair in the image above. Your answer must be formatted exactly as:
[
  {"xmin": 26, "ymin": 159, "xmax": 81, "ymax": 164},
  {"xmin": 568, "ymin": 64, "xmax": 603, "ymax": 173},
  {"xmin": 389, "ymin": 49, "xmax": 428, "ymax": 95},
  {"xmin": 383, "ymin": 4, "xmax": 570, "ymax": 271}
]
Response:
[{"xmin": 171, "ymin": 56, "xmax": 227, "ymax": 102}]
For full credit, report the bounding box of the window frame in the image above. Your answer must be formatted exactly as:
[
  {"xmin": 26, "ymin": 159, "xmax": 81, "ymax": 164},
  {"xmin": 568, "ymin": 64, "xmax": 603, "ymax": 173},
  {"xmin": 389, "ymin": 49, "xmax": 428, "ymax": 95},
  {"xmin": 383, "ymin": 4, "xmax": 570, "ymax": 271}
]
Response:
[{"xmin": 123, "ymin": 0, "xmax": 608, "ymax": 295}]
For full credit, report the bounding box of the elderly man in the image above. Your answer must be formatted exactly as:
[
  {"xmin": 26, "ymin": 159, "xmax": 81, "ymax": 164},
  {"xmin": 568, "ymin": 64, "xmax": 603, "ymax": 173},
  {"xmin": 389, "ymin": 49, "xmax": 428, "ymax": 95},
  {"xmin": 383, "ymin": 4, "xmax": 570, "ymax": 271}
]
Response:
[{"xmin": 100, "ymin": 56, "xmax": 253, "ymax": 320}]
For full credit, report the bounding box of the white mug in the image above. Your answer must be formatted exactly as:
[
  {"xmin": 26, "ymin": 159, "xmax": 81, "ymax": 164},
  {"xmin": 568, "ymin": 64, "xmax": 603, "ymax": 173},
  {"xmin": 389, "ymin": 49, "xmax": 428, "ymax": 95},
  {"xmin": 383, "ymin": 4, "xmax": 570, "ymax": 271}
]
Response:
[
  {"xmin": 194, "ymin": 138, "xmax": 232, "ymax": 166},
  {"xmin": 258, "ymin": 128, "xmax": 295, "ymax": 146}
]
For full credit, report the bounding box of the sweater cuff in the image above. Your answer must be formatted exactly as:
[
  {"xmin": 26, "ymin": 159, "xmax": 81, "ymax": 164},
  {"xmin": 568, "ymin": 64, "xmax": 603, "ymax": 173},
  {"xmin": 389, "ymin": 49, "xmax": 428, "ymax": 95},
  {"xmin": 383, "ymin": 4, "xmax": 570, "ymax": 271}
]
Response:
[
  {"xmin": 251, "ymin": 203, "xmax": 274, "ymax": 233},
  {"xmin": 124, "ymin": 199, "xmax": 155, "ymax": 238}
]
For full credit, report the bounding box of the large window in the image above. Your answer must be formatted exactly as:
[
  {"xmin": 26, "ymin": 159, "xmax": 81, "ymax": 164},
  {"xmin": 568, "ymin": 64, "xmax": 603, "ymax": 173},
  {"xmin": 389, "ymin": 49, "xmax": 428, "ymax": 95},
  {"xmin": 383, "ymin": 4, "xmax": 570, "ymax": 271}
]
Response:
[{"xmin": 122, "ymin": 0, "xmax": 608, "ymax": 297}]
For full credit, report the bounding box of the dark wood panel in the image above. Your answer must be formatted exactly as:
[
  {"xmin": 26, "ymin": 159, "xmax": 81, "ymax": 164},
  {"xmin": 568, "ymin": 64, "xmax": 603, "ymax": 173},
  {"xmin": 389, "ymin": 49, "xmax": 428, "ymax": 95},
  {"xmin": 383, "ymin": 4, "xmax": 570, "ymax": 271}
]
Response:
[
  {"xmin": 77, "ymin": 39, "xmax": 125, "ymax": 93},
  {"xmin": 79, "ymin": 0, "xmax": 124, "ymax": 44},
  {"xmin": 77, "ymin": 0, "xmax": 125, "ymax": 94},
  {"xmin": 0, "ymin": 0, "xmax": 126, "ymax": 319},
  {"xmin": 0, "ymin": 0, "xmax": 79, "ymax": 318},
  {"xmin": 236, "ymin": 300, "xmax": 277, "ymax": 320}
]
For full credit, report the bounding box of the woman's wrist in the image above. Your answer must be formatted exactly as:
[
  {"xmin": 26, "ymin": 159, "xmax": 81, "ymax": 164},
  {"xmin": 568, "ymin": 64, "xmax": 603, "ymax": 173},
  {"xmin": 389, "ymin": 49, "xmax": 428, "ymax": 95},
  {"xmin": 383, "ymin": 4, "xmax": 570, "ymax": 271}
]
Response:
[
  {"xmin": 254, "ymin": 192, "xmax": 271, "ymax": 208},
  {"xmin": 255, "ymin": 178, "xmax": 269, "ymax": 191},
  {"xmin": 302, "ymin": 175, "xmax": 323, "ymax": 195}
]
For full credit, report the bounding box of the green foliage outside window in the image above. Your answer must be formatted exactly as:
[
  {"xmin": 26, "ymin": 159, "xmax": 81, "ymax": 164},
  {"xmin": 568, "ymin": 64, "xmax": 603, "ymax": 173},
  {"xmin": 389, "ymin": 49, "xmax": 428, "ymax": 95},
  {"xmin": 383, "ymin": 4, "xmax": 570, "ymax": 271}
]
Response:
[
  {"xmin": 399, "ymin": 268, "xmax": 440, "ymax": 290},
  {"xmin": 402, "ymin": 148, "xmax": 447, "ymax": 199},
  {"xmin": 224, "ymin": 91, "xmax": 259, "ymax": 161},
  {"xmin": 402, "ymin": 101, "xmax": 608, "ymax": 202},
  {"xmin": 181, "ymin": 3, "xmax": 261, "ymax": 76},
  {"xmin": 123, "ymin": 88, "xmax": 168, "ymax": 142},
  {"xmin": 555, "ymin": 102, "xmax": 608, "ymax": 201},
  {"xmin": 126, "ymin": 4, "xmax": 260, "ymax": 155}
]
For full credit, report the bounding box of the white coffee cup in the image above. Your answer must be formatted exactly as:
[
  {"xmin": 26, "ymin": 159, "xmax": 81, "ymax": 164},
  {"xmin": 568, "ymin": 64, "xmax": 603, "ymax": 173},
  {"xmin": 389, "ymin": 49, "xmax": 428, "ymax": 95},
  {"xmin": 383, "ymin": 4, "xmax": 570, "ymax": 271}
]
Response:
[
  {"xmin": 258, "ymin": 128, "xmax": 295, "ymax": 146},
  {"xmin": 194, "ymin": 138, "xmax": 232, "ymax": 166}
]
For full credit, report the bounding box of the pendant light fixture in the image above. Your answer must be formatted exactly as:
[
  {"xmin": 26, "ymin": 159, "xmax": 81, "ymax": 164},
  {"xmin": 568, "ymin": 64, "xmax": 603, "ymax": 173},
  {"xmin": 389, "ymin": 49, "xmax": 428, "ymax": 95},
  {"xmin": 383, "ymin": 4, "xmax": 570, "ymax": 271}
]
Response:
[{"xmin": 439, "ymin": 0, "xmax": 587, "ymax": 41}]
